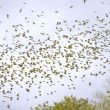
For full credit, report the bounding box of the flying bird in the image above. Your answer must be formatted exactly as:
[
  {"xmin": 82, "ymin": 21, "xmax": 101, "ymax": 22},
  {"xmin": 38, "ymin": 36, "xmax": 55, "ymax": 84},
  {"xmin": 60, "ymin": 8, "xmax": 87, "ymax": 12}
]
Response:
[
  {"xmin": 83, "ymin": 0, "xmax": 87, "ymax": 3},
  {"xmin": 69, "ymin": 5, "xmax": 74, "ymax": 8},
  {"xmin": 6, "ymin": 14, "xmax": 10, "ymax": 19}
]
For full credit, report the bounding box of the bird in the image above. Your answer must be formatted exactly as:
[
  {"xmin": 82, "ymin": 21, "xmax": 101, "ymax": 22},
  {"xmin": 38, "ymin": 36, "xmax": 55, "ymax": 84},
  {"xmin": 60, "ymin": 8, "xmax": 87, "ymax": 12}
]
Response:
[
  {"xmin": 6, "ymin": 14, "xmax": 10, "ymax": 19},
  {"xmin": 83, "ymin": 0, "xmax": 87, "ymax": 3},
  {"xmin": 19, "ymin": 8, "xmax": 22, "ymax": 12},
  {"xmin": 89, "ymin": 82, "xmax": 91, "ymax": 86},
  {"xmin": 69, "ymin": 5, "xmax": 74, "ymax": 8},
  {"xmin": 54, "ymin": 10, "xmax": 59, "ymax": 13}
]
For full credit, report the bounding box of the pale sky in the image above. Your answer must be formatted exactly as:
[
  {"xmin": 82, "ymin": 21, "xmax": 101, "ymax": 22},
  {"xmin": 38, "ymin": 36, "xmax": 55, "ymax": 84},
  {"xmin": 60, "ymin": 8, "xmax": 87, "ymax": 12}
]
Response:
[{"xmin": 0, "ymin": 0, "xmax": 110, "ymax": 110}]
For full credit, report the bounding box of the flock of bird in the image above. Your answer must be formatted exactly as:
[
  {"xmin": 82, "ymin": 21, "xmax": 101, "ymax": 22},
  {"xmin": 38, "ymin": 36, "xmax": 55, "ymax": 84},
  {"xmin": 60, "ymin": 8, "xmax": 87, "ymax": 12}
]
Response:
[{"xmin": 0, "ymin": 1, "xmax": 110, "ymax": 110}]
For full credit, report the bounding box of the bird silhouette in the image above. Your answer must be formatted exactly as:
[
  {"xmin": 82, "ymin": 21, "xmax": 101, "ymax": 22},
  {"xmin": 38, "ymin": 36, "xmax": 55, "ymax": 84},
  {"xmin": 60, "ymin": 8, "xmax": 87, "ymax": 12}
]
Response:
[{"xmin": 83, "ymin": 0, "xmax": 87, "ymax": 3}]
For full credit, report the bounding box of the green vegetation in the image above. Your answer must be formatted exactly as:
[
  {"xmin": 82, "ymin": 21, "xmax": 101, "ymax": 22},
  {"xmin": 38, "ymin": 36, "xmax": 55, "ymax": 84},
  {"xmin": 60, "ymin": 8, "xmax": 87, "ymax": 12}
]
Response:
[
  {"xmin": 35, "ymin": 96, "xmax": 95, "ymax": 110},
  {"xmin": 35, "ymin": 78, "xmax": 110, "ymax": 110}
]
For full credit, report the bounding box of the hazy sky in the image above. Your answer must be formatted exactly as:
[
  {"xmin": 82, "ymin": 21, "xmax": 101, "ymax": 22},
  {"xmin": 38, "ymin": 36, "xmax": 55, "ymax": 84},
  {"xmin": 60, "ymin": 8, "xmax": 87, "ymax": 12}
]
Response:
[{"xmin": 0, "ymin": 0, "xmax": 110, "ymax": 110}]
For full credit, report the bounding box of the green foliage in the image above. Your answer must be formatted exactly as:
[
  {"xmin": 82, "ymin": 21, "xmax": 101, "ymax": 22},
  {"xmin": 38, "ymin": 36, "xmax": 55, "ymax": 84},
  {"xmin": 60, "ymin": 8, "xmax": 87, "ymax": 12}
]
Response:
[
  {"xmin": 35, "ymin": 96, "xmax": 94, "ymax": 110},
  {"xmin": 35, "ymin": 78, "xmax": 110, "ymax": 110}
]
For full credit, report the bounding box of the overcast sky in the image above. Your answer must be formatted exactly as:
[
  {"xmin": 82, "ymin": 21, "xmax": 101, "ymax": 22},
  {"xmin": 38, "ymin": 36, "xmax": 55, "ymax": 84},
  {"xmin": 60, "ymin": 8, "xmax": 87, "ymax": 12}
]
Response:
[{"xmin": 0, "ymin": 0, "xmax": 110, "ymax": 110}]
